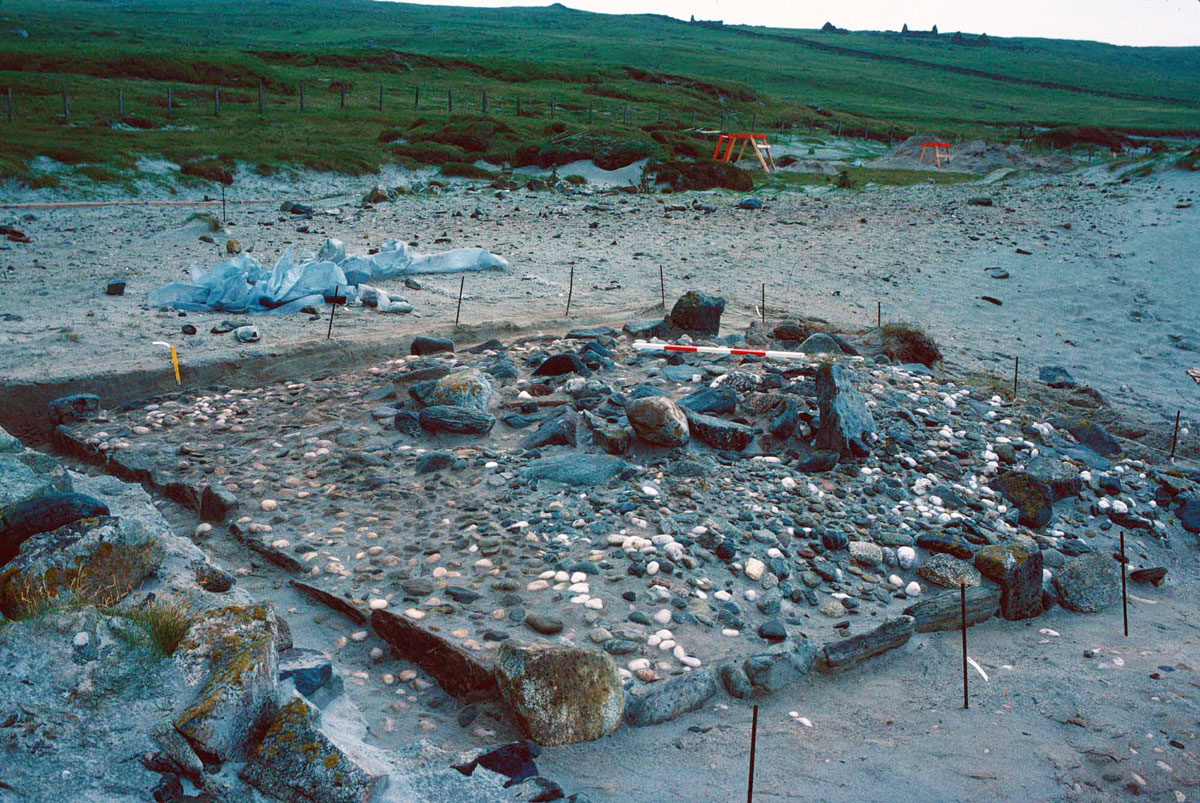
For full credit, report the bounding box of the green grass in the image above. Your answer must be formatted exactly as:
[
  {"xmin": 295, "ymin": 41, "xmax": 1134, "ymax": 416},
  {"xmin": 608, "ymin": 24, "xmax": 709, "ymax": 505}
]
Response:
[
  {"xmin": 0, "ymin": 0, "xmax": 1196, "ymax": 186},
  {"xmin": 108, "ymin": 596, "xmax": 196, "ymax": 658}
]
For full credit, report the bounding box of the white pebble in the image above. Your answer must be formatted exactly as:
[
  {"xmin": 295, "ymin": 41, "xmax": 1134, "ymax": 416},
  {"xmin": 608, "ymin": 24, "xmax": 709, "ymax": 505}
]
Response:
[
  {"xmin": 653, "ymin": 609, "xmax": 673, "ymax": 625},
  {"xmin": 904, "ymin": 581, "xmax": 921, "ymax": 598},
  {"xmin": 897, "ymin": 546, "xmax": 916, "ymax": 569}
]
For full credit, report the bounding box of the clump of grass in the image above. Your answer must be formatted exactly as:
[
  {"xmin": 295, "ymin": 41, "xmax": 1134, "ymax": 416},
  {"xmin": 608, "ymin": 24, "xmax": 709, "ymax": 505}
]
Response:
[
  {"xmin": 1177, "ymin": 145, "xmax": 1200, "ymax": 171},
  {"xmin": 881, "ymin": 322, "xmax": 942, "ymax": 366},
  {"xmin": 185, "ymin": 211, "xmax": 222, "ymax": 231},
  {"xmin": 57, "ymin": 327, "xmax": 82, "ymax": 343},
  {"xmin": 108, "ymin": 596, "xmax": 196, "ymax": 657},
  {"xmin": 180, "ymin": 158, "xmax": 234, "ymax": 185},
  {"xmin": 439, "ymin": 161, "xmax": 496, "ymax": 180},
  {"xmin": 649, "ymin": 159, "xmax": 752, "ymax": 191}
]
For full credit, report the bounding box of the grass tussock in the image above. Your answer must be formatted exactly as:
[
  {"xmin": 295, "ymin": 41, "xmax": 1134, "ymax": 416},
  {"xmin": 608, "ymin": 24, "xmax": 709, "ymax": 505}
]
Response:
[
  {"xmin": 180, "ymin": 158, "xmax": 235, "ymax": 185},
  {"xmin": 185, "ymin": 211, "xmax": 223, "ymax": 231},
  {"xmin": 650, "ymin": 159, "xmax": 753, "ymax": 192},
  {"xmin": 439, "ymin": 161, "xmax": 496, "ymax": 180},
  {"xmin": 108, "ymin": 596, "xmax": 196, "ymax": 657},
  {"xmin": 881, "ymin": 322, "xmax": 942, "ymax": 366}
]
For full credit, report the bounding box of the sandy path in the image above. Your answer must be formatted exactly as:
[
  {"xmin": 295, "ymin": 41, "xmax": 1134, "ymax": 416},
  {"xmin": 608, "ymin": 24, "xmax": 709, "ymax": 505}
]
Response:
[{"xmin": 1, "ymin": 169, "xmax": 1195, "ymax": 429}]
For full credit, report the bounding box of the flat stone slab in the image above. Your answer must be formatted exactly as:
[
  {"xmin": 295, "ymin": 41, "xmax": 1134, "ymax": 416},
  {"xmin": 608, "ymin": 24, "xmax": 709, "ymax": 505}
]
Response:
[
  {"xmin": 372, "ymin": 608, "xmax": 498, "ymax": 701},
  {"xmin": 818, "ymin": 615, "xmax": 915, "ymax": 673}
]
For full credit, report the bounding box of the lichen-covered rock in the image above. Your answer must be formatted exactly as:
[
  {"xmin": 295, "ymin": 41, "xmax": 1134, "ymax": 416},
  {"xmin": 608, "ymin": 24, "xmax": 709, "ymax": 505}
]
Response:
[
  {"xmin": 626, "ymin": 396, "xmax": 689, "ymax": 447},
  {"xmin": 624, "ymin": 669, "xmax": 717, "ymax": 726},
  {"xmin": 0, "ymin": 451, "xmax": 72, "ymax": 508},
  {"xmin": 0, "ymin": 515, "xmax": 163, "ymax": 617},
  {"xmin": 742, "ymin": 640, "xmax": 818, "ymax": 694},
  {"xmin": 427, "ymin": 368, "xmax": 493, "ymax": 412},
  {"xmin": 1024, "ymin": 456, "xmax": 1082, "ymax": 502},
  {"xmin": 974, "ymin": 542, "xmax": 1044, "ymax": 620},
  {"xmin": 1064, "ymin": 418, "xmax": 1120, "ymax": 457},
  {"xmin": 240, "ymin": 694, "xmax": 384, "ymax": 803},
  {"xmin": 1053, "ymin": 552, "xmax": 1120, "ymax": 613},
  {"xmin": 173, "ymin": 604, "xmax": 280, "ymax": 762},
  {"xmin": 990, "ymin": 470, "xmax": 1054, "ymax": 529},
  {"xmin": 493, "ymin": 641, "xmax": 623, "ymax": 746},
  {"xmin": 813, "ymin": 363, "xmax": 876, "ymax": 458},
  {"xmin": 0, "ymin": 492, "xmax": 109, "ymax": 565},
  {"xmin": 47, "ymin": 393, "xmax": 101, "ymax": 425},
  {"xmin": 668, "ymin": 290, "xmax": 725, "ymax": 335},
  {"xmin": 917, "ymin": 553, "xmax": 981, "ymax": 588}
]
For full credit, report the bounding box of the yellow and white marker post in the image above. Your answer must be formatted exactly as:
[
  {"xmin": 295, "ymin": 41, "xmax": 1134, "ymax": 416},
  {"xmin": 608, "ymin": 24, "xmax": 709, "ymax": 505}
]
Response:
[{"xmin": 152, "ymin": 341, "xmax": 181, "ymax": 385}]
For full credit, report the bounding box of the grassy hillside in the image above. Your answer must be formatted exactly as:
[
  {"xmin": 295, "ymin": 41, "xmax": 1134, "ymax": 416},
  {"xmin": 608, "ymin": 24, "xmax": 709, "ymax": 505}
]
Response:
[{"xmin": 0, "ymin": 0, "xmax": 1197, "ymax": 189}]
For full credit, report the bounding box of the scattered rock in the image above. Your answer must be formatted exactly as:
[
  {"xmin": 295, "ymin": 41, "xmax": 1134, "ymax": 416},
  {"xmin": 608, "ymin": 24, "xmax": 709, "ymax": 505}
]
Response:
[
  {"xmin": 668, "ymin": 290, "xmax": 725, "ymax": 335},
  {"xmin": 974, "ymin": 543, "xmax": 1044, "ymax": 620},
  {"xmin": 105, "ymin": 280, "xmax": 126, "ymax": 296},
  {"xmin": 990, "ymin": 470, "xmax": 1054, "ymax": 528},
  {"xmin": 813, "ymin": 363, "xmax": 876, "ymax": 457},
  {"xmin": 1053, "ymin": 552, "xmax": 1120, "ymax": 613},
  {"xmin": 624, "ymin": 669, "xmax": 717, "ymax": 726},
  {"xmin": 411, "ymin": 336, "xmax": 454, "ymax": 355},
  {"xmin": 626, "ymin": 396, "xmax": 689, "ymax": 447}
]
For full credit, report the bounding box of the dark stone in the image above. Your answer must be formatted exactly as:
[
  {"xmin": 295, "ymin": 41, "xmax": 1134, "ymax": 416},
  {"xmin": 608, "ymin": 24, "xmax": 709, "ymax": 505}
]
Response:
[
  {"xmin": 757, "ymin": 620, "xmax": 787, "ymax": 643},
  {"xmin": 813, "ymin": 363, "xmax": 876, "ymax": 457},
  {"xmin": 193, "ymin": 562, "xmax": 235, "ymax": 593},
  {"xmin": 444, "ymin": 586, "xmax": 481, "ymax": 604},
  {"xmin": 416, "ymin": 451, "xmax": 455, "ymax": 474},
  {"xmin": 622, "ymin": 320, "xmax": 668, "ymax": 339},
  {"xmin": 678, "ymin": 387, "xmax": 737, "ymax": 416},
  {"xmin": 990, "ymin": 470, "xmax": 1054, "ymax": 528},
  {"xmin": 1129, "ymin": 567, "xmax": 1166, "ymax": 586},
  {"xmin": 819, "ymin": 616, "xmax": 915, "ymax": 673},
  {"xmin": 668, "ymin": 290, "xmax": 726, "ymax": 335},
  {"xmin": 525, "ymin": 614, "xmax": 564, "ymax": 635},
  {"xmin": 822, "ymin": 530, "xmax": 848, "ymax": 551},
  {"xmin": 402, "ymin": 577, "xmax": 436, "ymax": 597},
  {"xmin": 534, "ymin": 353, "xmax": 590, "ymax": 377},
  {"xmin": 278, "ymin": 647, "xmax": 334, "ymax": 695},
  {"xmin": 626, "ymin": 396, "xmax": 689, "ymax": 447},
  {"xmin": 1064, "ymin": 419, "xmax": 1120, "ymax": 457},
  {"xmin": 200, "ymin": 483, "xmax": 238, "ymax": 523},
  {"xmin": 1038, "ymin": 365, "xmax": 1076, "ymax": 389},
  {"xmin": 521, "ymin": 410, "xmax": 578, "ymax": 450},
  {"xmin": 521, "ymin": 454, "xmax": 627, "ymax": 486},
  {"xmin": 903, "ymin": 584, "xmax": 1000, "ymax": 632},
  {"xmin": 0, "ymin": 493, "xmax": 109, "ymax": 565},
  {"xmin": 795, "ymin": 450, "xmax": 840, "ymax": 473},
  {"xmin": 974, "ymin": 543, "xmax": 1044, "ymax": 620},
  {"xmin": 797, "ymin": 333, "xmax": 845, "ymax": 355},
  {"xmin": 915, "ymin": 532, "xmax": 973, "ymax": 559},
  {"xmin": 453, "ymin": 741, "xmax": 540, "ymax": 786},
  {"xmin": 683, "ymin": 409, "xmax": 753, "ymax": 451},
  {"xmin": 738, "ymin": 197, "xmax": 764, "ymax": 210},
  {"xmin": 105, "ymin": 280, "xmax": 126, "ymax": 296},
  {"xmin": 1058, "ymin": 538, "xmax": 1092, "ymax": 557},
  {"xmin": 47, "ymin": 393, "xmax": 101, "ymax": 425},
  {"xmin": 1177, "ymin": 494, "xmax": 1200, "ymax": 534},
  {"xmin": 419, "ymin": 405, "xmax": 496, "ymax": 436},
  {"xmin": 624, "ymin": 670, "xmax": 718, "ymax": 726},
  {"xmin": 768, "ymin": 397, "xmax": 800, "ymax": 438},
  {"xmin": 372, "ymin": 608, "xmax": 497, "ymax": 700},
  {"xmin": 566, "ymin": 327, "xmax": 618, "ymax": 340},
  {"xmin": 410, "ymin": 336, "xmax": 454, "ymax": 355},
  {"xmin": 1053, "ymin": 552, "xmax": 1120, "ymax": 613}
]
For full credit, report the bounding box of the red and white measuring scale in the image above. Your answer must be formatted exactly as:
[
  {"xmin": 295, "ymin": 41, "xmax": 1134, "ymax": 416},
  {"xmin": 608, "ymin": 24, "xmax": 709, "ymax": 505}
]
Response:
[{"xmin": 631, "ymin": 340, "xmax": 815, "ymax": 361}]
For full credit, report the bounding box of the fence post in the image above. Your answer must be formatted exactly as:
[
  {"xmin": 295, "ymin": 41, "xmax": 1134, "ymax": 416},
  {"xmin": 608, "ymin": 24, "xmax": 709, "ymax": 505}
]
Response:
[
  {"xmin": 691, "ymin": 109, "xmax": 696, "ymax": 127},
  {"xmin": 258, "ymin": 81, "xmax": 264, "ymax": 115},
  {"xmin": 482, "ymin": 90, "xmax": 488, "ymax": 115},
  {"xmin": 550, "ymin": 97, "xmax": 556, "ymax": 118},
  {"xmin": 118, "ymin": 87, "xmax": 124, "ymax": 117},
  {"xmin": 658, "ymin": 106, "xmax": 663, "ymax": 123},
  {"xmin": 623, "ymin": 105, "xmax": 629, "ymax": 124},
  {"xmin": 379, "ymin": 83, "xmax": 384, "ymax": 112},
  {"xmin": 720, "ymin": 112, "xmax": 725, "ymax": 130},
  {"xmin": 414, "ymin": 86, "xmax": 419, "ymax": 110},
  {"xmin": 214, "ymin": 87, "xmax": 220, "ymax": 117},
  {"xmin": 6, "ymin": 87, "xmax": 12, "ymax": 123},
  {"xmin": 517, "ymin": 97, "xmax": 522, "ymax": 115},
  {"xmin": 300, "ymin": 84, "xmax": 305, "ymax": 112},
  {"xmin": 61, "ymin": 89, "xmax": 68, "ymax": 121},
  {"xmin": 837, "ymin": 120, "xmax": 842, "ymax": 137},
  {"xmin": 167, "ymin": 86, "xmax": 173, "ymax": 119},
  {"xmin": 751, "ymin": 111, "xmax": 756, "ymax": 131},
  {"xmin": 340, "ymin": 85, "xmax": 345, "ymax": 109},
  {"xmin": 447, "ymin": 88, "xmax": 452, "ymax": 113},
  {"xmin": 588, "ymin": 100, "xmax": 592, "ymax": 124}
]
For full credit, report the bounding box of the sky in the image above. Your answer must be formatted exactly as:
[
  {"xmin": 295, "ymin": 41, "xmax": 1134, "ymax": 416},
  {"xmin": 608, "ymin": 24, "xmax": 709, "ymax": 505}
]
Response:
[{"xmin": 385, "ymin": 0, "xmax": 1200, "ymax": 47}]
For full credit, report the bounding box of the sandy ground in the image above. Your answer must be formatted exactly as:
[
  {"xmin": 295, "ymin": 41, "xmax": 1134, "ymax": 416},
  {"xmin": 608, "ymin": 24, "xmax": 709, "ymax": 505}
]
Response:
[{"xmin": 2, "ymin": 162, "xmax": 1196, "ymax": 433}]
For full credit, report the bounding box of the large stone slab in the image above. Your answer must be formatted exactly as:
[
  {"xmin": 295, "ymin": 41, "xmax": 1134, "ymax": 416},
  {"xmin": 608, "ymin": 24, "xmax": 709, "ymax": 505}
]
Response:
[
  {"xmin": 626, "ymin": 396, "xmax": 689, "ymax": 447},
  {"xmin": 174, "ymin": 604, "xmax": 280, "ymax": 763},
  {"xmin": 0, "ymin": 493, "xmax": 109, "ymax": 566},
  {"xmin": 668, "ymin": 290, "xmax": 725, "ymax": 335},
  {"xmin": 240, "ymin": 693, "xmax": 384, "ymax": 803},
  {"xmin": 1053, "ymin": 552, "xmax": 1120, "ymax": 613},
  {"xmin": 624, "ymin": 669, "xmax": 717, "ymax": 727},
  {"xmin": 903, "ymin": 584, "xmax": 1000, "ymax": 632},
  {"xmin": 974, "ymin": 542, "xmax": 1044, "ymax": 620},
  {"xmin": 990, "ymin": 470, "xmax": 1054, "ymax": 529},
  {"xmin": 372, "ymin": 607, "xmax": 497, "ymax": 701},
  {"xmin": 818, "ymin": 615, "xmax": 915, "ymax": 673},
  {"xmin": 493, "ymin": 641, "xmax": 624, "ymax": 746},
  {"xmin": 520, "ymin": 454, "xmax": 627, "ymax": 486},
  {"xmin": 813, "ymin": 363, "xmax": 876, "ymax": 458}
]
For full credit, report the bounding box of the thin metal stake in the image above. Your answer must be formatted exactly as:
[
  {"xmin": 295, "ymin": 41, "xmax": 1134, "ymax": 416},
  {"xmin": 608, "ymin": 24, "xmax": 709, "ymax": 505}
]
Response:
[
  {"xmin": 1170, "ymin": 410, "xmax": 1181, "ymax": 460},
  {"xmin": 565, "ymin": 266, "xmax": 574, "ymax": 318},
  {"xmin": 877, "ymin": 300, "xmax": 881, "ymax": 329},
  {"xmin": 221, "ymin": 186, "xmax": 226, "ymax": 223},
  {"xmin": 327, "ymin": 284, "xmax": 338, "ymax": 339},
  {"xmin": 659, "ymin": 266, "xmax": 665, "ymax": 309},
  {"xmin": 961, "ymin": 583, "xmax": 969, "ymax": 709},
  {"xmin": 455, "ymin": 276, "xmax": 465, "ymax": 327},
  {"xmin": 760, "ymin": 283, "xmax": 766, "ymax": 324},
  {"xmin": 1013, "ymin": 355, "xmax": 1019, "ymax": 398},
  {"xmin": 747, "ymin": 704, "xmax": 758, "ymax": 803},
  {"xmin": 1120, "ymin": 531, "xmax": 1128, "ymax": 637}
]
